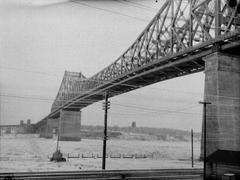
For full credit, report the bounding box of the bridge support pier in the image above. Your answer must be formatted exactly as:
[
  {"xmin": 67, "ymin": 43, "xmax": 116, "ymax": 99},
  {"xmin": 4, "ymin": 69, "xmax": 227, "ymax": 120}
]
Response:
[
  {"xmin": 38, "ymin": 111, "xmax": 81, "ymax": 141},
  {"xmin": 39, "ymin": 119, "xmax": 59, "ymax": 138},
  {"xmin": 39, "ymin": 126, "xmax": 52, "ymax": 138},
  {"xmin": 59, "ymin": 110, "xmax": 81, "ymax": 141},
  {"xmin": 39, "ymin": 126, "xmax": 47, "ymax": 138},
  {"xmin": 202, "ymin": 52, "xmax": 240, "ymax": 178}
]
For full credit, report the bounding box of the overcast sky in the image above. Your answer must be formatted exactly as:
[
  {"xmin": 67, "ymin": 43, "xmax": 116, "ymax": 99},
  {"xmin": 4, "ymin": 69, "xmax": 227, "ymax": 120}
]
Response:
[{"xmin": 0, "ymin": 0, "xmax": 204, "ymax": 131}]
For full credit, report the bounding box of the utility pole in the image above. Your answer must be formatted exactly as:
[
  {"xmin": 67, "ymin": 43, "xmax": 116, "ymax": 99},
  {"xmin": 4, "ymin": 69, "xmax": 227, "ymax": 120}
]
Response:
[
  {"xmin": 56, "ymin": 115, "xmax": 62, "ymax": 152},
  {"xmin": 191, "ymin": 129, "xmax": 194, "ymax": 168},
  {"xmin": 199, "ymin": 101, "xmax": 211, "ymax": 180},
  {"xmin": 102, "ymin": 92, "xmax": 110, "ymax": 170}
]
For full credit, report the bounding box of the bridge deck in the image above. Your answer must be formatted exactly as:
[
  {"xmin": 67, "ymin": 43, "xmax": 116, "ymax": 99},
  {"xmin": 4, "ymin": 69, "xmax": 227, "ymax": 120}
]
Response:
[
  {"xmin": 42, "ymin": 31, "xmax": 240, "ymax": 122},
  {"xmin": 37, "ymin": 0, "xmax": 240, "ymax": 126}
]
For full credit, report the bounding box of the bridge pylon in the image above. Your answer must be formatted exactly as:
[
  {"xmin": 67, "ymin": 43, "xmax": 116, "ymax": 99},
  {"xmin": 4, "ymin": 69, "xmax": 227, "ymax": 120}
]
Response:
[
  {"xmin": 58, "ymin": 110, "xmax": 81, "ymax": 141},
  {"xmin": 202, "ymin": 51, "xmax": 240, "ymax": 178},
  {"xmin": 39, "ymin": 111, "xmax": 81, "ymax": 141}
]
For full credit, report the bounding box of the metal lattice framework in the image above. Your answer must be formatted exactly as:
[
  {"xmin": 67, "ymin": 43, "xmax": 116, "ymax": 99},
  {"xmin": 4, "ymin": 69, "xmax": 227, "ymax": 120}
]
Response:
[
  {"xmin": 38, "ymin": 0, "xmax": 240, "ymax": 123},
  {"xmin": 87, "ymin": 0, "xmax": 239, "ymax": 86},
  {"xmin": 51, "ymin": 71, "xmax": 86, "ymax": 112}
]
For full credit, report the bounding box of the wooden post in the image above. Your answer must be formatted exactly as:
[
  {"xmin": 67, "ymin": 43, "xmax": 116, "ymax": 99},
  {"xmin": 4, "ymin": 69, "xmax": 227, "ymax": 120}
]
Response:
[
  {"xmin": 199, "ymin": 101, "xmax": 211, "ymax": 180},
  {"xmin": 102, "ymin": 92, "xmax": 110, "ymax": 170},
  {"xmin": 191, "ymin": 129, "xmax": 194, "ymax": 168}
]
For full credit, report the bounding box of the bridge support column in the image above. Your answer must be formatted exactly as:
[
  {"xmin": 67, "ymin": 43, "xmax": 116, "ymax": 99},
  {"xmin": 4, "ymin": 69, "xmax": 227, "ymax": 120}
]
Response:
[
  {"xmin": 202, "ymin": 52, "xmax": 240, "ymax": 177},
  {"xmin": 39, "ymin": 119, "xmax": 59, "ymax": 138},
  {"xmin": 59, "ymin": 110, "xmax": 81, "ymax": 141},
  {"xmin": 39, "ymin": 127, "xmax": 45, "ymax": 138},
  {"xmin": 39, "ymin": 125, "xmax": 52, "ymax": 138}
]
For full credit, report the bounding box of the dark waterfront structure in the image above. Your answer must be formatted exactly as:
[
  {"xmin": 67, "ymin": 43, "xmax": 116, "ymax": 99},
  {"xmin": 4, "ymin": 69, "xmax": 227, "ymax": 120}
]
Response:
[
  {"xmin": 34, "ymin": 0, "xmax": 240, "ymax": 178},
  {"xmin": 206, "ymin": 150, "xmax": 240, "ymax": 179}
]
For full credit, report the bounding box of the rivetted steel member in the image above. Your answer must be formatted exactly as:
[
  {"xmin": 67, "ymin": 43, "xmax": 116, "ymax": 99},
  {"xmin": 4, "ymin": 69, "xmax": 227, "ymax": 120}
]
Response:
[{"xmin": 227, "ymin": 0, "xmax": 240, "ymax": 13}]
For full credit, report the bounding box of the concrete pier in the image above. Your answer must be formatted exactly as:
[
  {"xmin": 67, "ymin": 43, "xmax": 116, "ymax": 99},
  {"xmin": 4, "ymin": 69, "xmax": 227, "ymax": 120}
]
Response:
[
  {"xmin": 39, "ymin": 125, "xmax": 49, "ymax": 138},
  {"xmin": 39, "ymin": 110, "xmax": 81, "ymax": 141},
  {"xmin": 59, "ymin": 110, "xmax": 81, "ymax": 141},
  {"xmin": 202, "ymin": 52, "xmax": 240, "ymax": 156},
  {"xmin": 39, "ymin": 119, "xmax": 58, "ymax": 138},
  {"xmin": 202, "ymin": 52, "xmax": 240, "ymax": 178}
]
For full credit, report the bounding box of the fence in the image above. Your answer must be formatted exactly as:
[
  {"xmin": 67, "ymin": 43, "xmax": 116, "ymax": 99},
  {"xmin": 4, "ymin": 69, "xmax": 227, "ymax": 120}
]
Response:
[{"xmin": 48, "ymin": 153, "xmax": 154, "ymax": 159}]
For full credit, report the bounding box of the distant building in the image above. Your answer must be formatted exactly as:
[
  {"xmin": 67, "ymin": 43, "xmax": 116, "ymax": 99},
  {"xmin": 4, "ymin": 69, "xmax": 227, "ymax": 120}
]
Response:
[
  {"xmin": 0, "ymin": 125, "xmax": 19, "ymax": 134},
  {"xmin": 0, "ymin": 119, "xmax": 36, "ymax": 135},
  {"xmin": 131, "ymin": 121, "xmax": 136, "ymax": 128}
]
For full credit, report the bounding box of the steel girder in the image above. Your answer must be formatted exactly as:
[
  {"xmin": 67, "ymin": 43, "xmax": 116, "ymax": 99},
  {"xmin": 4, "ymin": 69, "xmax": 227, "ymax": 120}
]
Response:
[
  {"xmin": 51, "ymin": 71, "xmax": 87, "ymax": 112},
  {"xmin": 44, "ymin": 0, "xmax": 240, "ymax": 120},
  {"xmin": 88, "ymin": 0, "xmax": 240, "ymax": 85}
]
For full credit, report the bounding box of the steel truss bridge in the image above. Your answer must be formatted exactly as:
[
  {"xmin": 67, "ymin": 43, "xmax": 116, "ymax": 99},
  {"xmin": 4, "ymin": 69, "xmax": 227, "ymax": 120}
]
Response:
[{"xmin": 37, "ymin": 0, "xmax": 240, "ymax": 126}]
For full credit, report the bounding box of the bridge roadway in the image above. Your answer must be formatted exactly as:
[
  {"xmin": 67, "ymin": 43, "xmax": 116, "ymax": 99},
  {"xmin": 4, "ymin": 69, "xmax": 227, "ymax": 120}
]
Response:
[
  {"xmin": 36, "ymin": 0, "xmax": 240, "ymax": 126},
  {"xmin": 0, "ymin": 168, "xmax": 203, "ymax": 180},
  {"xmin": 41, "ymin": 30, "xmax": 240, "ymax": 122}
]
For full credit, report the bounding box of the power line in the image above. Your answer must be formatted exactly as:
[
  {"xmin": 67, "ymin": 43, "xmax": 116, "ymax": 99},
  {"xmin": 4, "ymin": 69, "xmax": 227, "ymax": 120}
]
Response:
[
  {"xmin": 112, "ymin": 102, "xmax": 201, "ymax": 116},
  {"xmin": 1, "ymin": 93, "xmax": 239, "ymax": 118},
  {"xmin": 115, "ymin": 0, "xmax": 156, "ymax": 13},
  {"xmin": 1, "ymin": 93, "xmax": 238, "ymax": 120},
  {"xmin": 124, "ymin": 0, "xmax": 158, "ymax": 11},
  {"xmin": 0, "ymin": 93, "xmax": 197, "ymax": 109},
  {"xmin": 0, "ymin": 65, "xmax": 203, "ymax": 96},
  {"xmin": 0, "ymin": 94, "xmax": 104, "ymax": 105},
  {"xmin": 0, "ymin": 66, "xmax": 62, "ymax": 77},
  {"xmin": 0, "ymin": 93, "xmax": 201, "ymax": 116},
  {"xmin": 0, "ymin": 66, "xmax": 202, "ymax": 97},
  {"xmin": 70, "ymin": 0, "xmax": 149, "ymax": 22},
  {"xmin": 2, "ymin": 65, "xmax": 239, "ymax": 102},
  {"xmin": 111, "ymin": 102, "xmax": 240, "ymax": 117},
  {"xmin": 110, "ymin": 102, "xmax": 199, "ymax": 114},
  {"xmin": 0, "ymin": 94, "xmax": 54, "ymax": 102},
  {"xmin": 1, "ymin": 92, "xmax": 239, "ymax": 108}
]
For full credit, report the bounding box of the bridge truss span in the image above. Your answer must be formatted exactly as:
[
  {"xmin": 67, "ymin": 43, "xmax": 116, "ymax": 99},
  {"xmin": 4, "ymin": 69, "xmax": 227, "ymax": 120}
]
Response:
[
  {"xmin": 89, "ymin": 0, "xmax": 239, "ymax": 83},
  {"xmin": 40, "ymin": 0, "xmax": 240, "ymax": 121}
]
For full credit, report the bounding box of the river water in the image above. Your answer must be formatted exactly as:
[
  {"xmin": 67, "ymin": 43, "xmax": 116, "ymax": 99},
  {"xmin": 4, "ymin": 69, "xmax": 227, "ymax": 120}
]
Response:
[{"xmin": 0, "ymin": 134, "xmax": 202, "ymax": 172}]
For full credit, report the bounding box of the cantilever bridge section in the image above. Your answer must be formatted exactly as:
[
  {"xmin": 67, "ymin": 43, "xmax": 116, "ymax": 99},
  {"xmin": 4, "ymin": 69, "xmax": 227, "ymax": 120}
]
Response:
[
  {"xmin": 36, "ymin": 1, "xmax": 240, "ymax": 177},
  {"xmin": 37, "ymin": 0, "xmax": 240, "ymax": 121}
]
